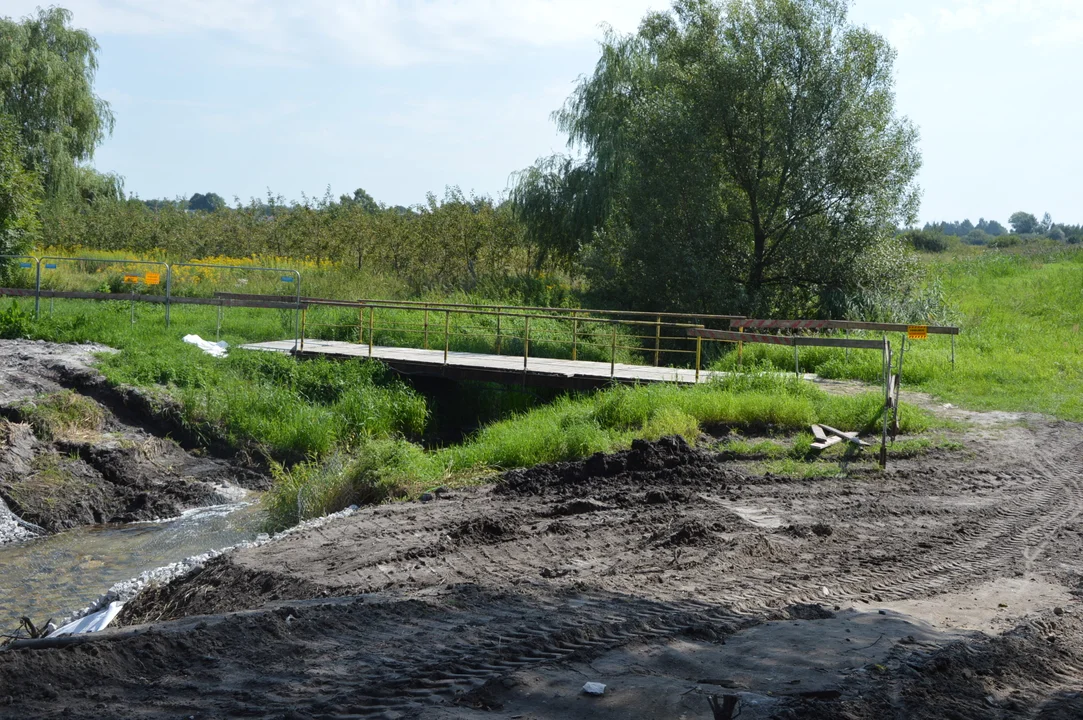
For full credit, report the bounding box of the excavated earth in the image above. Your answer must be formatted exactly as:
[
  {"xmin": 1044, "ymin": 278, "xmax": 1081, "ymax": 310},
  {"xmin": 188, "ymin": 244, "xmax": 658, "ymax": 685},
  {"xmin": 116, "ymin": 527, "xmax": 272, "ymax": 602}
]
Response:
[
  {"xmin": 2, "ymin": 370, "xmax": 1083, "ymax": 718},
  {"xmin": 0, "ymin": 340, "xmax": 266, "ymax": 536}
]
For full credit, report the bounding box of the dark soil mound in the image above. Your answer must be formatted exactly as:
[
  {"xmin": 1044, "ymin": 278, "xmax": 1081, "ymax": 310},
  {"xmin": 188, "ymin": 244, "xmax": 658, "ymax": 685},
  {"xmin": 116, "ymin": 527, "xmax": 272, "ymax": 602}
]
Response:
[
  {"xmin": 116, "ymin": 555, "xmax": 334, "ymax": 626},
  {"xmin": 448, "ymin": 515, "xmax": 520, "ymax": 543},
  {"xmin": 651, "ymin": 519, "xmax": 718, "ymax": 547},
  {"xmin": 498, "ymin": 435, "xmax": 743, "ymax": 500}
]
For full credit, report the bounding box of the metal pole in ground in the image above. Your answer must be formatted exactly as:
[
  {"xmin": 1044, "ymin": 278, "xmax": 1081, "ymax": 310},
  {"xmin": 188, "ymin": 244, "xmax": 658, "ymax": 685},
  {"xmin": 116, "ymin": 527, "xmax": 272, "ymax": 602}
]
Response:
[
  {"xmin": 423, "ymin": 306, "xmax": 429, "ymax": 349},
  {"xmin": 164, "ymin": 265, "xmax": 172, "ymax": 329},
  {"xmin": 951, "ymin": 334, "xmax": 956, "ymax": 370},
  {"xmin": 794, "ymin": 342, "xmax": 800, "ymax": 377},
  {"xmin": 300, "ymin": 306, "xmax": 307, "ymax": 352},
  {"xmin": 216, "ymin": 300, "xmax": 223, "ymax": 342},
  {"xmin": 34, "ymin": 259, "xmax": 41, "ymax": 319},
  {"xmin": 496, "ymin": 309, "xmax": 502, "ymax": 355},
  {"xmin": 879, "ymin": 336, "xmax": 890, "ymax": 468},
  {"xmin": 893, "ymin": 337, "xmax": 906, "ymax": 440},
  {"xmin": 695, "ymin": 335, "xmax": 702, "ymax": 382}
]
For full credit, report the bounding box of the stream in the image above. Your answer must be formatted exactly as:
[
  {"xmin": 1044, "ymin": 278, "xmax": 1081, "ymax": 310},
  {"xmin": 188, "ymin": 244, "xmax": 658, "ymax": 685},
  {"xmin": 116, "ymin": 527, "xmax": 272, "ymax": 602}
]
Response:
[{"xmin": 0, "ymin": 498, "xmax": 266, "ymax": 636}]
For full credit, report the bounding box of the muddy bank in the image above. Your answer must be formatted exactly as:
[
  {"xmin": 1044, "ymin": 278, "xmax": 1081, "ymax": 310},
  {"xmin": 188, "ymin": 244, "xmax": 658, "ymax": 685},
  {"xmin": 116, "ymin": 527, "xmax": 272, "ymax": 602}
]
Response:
[
  {"xmin": 0, "ymin": 340, "xmax": 266, "ymax": 537},
  {"xmin": 2, "ymin": 413, "xmax": 1083, "ymax": 718}
]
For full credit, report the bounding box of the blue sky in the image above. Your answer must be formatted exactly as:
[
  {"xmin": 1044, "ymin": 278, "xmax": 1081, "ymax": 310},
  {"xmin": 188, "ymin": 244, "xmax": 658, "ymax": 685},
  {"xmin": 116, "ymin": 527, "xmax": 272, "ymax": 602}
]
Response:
[{"xmin": 5, "ymin": 0, "xmax": 1081, "ymax": 225}]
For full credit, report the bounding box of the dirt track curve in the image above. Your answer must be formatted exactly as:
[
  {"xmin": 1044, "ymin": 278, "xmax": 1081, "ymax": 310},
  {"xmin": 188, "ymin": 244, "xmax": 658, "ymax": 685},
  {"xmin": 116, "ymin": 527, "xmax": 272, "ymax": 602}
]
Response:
[{"xmin": 3, "ymin": 417, "xmax": 1083, "ymax": 719}]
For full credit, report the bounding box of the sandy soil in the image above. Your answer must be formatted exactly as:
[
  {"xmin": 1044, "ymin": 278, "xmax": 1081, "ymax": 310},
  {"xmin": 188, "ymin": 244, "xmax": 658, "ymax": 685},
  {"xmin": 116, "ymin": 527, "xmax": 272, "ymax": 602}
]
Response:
[
  {"xmin": 1, "ymin": 393, "xmax": 1082, "ymax": 718},
  {"xmin": 0, "ymin": 340, "xmax": 265, "ymax": 537}
]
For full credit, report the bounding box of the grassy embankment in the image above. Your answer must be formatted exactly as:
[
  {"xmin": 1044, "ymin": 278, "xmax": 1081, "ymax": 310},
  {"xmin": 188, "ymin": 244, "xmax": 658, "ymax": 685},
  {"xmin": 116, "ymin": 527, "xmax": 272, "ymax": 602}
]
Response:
[{"xmin": 0, "ymin": 246, "xmax": 986, "ymax": 529}]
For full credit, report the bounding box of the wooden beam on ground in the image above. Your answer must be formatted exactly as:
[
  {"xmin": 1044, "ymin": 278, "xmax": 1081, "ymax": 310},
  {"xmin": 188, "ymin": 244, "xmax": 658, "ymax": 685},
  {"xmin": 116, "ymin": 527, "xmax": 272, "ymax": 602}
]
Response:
[
  {"xmin": 818, "ymin": 424, "xmax": 871, "ymax": 447},
  {"xmin": 810, "ymin": 435, "xmax": 843, "ymax": 451},
  {"xmin": 811, "ymin": 424, "xmax": 828, "ymax": 442}
]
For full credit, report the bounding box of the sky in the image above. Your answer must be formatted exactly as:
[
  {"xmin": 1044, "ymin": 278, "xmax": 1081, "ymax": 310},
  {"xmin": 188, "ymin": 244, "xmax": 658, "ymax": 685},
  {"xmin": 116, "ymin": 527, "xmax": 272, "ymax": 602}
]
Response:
[{"xmin": 4, "ymin": 0, "xmax": 1082, "ymax": 225}]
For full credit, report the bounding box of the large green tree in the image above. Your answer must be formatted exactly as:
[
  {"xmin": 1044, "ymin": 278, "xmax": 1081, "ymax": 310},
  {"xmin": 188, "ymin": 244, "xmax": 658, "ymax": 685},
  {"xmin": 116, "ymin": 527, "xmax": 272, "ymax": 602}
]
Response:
[
  {"xmin": 0, "ymin": 113, "xmax": 41, "ymax": 262},
  {"xmin": 0, "ymin": 7, "xmax": 114, "ymax": 199},
  {"xmin": 515, "ymin": 0, "xmax": 920, "ymax": 315}
]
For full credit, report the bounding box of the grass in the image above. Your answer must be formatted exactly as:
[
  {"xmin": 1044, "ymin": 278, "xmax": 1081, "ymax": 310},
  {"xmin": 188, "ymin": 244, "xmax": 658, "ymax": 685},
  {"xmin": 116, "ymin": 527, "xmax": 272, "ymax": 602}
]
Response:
[
  {"xmin": 262, "ymin": 371, "xmax": 937, "ymax": 529},
  {"xmin": 708, "ymin": 246, "xmax": 1083, "ymax": 421},
  {"xmin": 18, "ymin": 391, "xmax": 105, "ymax": 441}
]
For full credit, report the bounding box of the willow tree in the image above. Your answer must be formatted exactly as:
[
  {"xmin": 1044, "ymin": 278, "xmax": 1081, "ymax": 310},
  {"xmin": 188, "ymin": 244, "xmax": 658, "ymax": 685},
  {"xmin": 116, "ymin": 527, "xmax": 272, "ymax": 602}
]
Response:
[
  {"xmin": 0, "ymin": 7, "xmax": 115, "ymax": 199},
  {"xmin": 516, "ymin": 0, "xmax": 920, "ymax": 315}
]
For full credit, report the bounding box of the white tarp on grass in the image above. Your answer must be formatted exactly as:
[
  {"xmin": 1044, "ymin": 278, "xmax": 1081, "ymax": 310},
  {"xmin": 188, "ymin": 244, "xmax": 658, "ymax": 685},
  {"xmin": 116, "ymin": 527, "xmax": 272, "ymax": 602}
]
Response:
[{"xmin": 183, "ymin": 334, "xmax": 228, "ymax": 357}]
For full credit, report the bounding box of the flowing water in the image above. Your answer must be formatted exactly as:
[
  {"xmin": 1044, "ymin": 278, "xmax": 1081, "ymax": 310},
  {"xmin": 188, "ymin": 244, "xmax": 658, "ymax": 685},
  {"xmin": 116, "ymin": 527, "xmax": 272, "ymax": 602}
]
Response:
[{"xmin": 0, "ymin": 498, "xmax": 266, "ymax": 636}]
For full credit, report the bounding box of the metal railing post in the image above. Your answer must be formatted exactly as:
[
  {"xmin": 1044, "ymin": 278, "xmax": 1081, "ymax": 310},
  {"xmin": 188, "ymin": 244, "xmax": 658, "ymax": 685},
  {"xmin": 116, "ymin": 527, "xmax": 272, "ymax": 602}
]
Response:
[
  {"xmin": 951, "ymin": 334, "xmax": 956, "ymax": 370},
  {"xmin": 737, "ymin": 326, "xmax": 743, "ymax": 367},
  {"xmin": 695, "ymin": 336, "xmax": 702, "ymax": 382},
  {"xmin": 216, "ymin": 300, "xmax": 223, "ymax": 342},
  {"xmin": 443, "ymin": 310, "xmax": 450, "ymax": 364},
  {"xmin": 610, "ymin": 324, "xmax": 616, "ymax": 377},
  {"xmin": 524, "ymin": 315, "xmax": 531, "ymax": 371},
  {"xmin": 368, "ymin": 306, "xmax": 374, "ymax": 357},
  {"xmin": 495, "ymin": 308, "xmax": 502, "ymax": 355},
  {"xmin": 423, "ymin": 306, "xmax": 429, "ymax": 349},
  {"xmin": 298, "ymin": 303, "xmax": 307, "ymax": 350},
  {"xmin": 571, "ymin": 311, "xmax": 578, "ymax": 361},
  {"xmin": 654, "ymin": 315, "xmax": 661, "ymax": 366},
  {"xmin": 358, "ymin": 305, "xmax": 363, "ymax": 344},
  {"xmin": 794, "ymin": 343, "xmax": 800, "ymax": 377}
]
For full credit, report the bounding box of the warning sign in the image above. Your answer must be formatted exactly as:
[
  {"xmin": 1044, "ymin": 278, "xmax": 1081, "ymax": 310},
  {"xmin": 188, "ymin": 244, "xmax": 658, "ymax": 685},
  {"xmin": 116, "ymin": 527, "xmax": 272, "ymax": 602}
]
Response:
[
  {"xmin": 145, "ymin": 272, "xmax": 161, "ymax": 285},
  {"xmin": 907, "ymin": 325, "xmax": 928, "ymax": 341},
  {"xmin": 122, "ymin": 275, "xmax": 141, "ymax": 284}
]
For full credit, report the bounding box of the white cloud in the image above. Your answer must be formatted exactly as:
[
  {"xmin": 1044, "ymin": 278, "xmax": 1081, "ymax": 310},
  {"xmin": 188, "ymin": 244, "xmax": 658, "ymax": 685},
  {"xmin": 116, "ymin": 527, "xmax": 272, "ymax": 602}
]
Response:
[
  {"xmin": 887, "ymin": 13, "xmax": 926, "ymax": 51},
  {"xmin": 3, "ymin": 0, "xmax": 660, "ymax": 67}
]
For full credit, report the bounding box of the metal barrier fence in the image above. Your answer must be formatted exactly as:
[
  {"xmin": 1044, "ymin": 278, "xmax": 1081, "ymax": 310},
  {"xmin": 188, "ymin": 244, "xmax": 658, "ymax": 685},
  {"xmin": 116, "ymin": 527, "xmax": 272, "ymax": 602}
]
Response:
[{"xmin": 0, "ymin": 256, "xmax": 303, "ymax": 346}]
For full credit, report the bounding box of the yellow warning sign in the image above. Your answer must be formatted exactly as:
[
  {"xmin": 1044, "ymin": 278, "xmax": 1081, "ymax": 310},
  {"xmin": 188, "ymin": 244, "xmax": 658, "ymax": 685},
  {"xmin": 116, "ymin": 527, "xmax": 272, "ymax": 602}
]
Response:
[
  {"xmin": 907, "ymin": 325, "xmax": 928, "ymax": 341},
  {"xmin": 145, "ymin": 272, "xmax": 161, "ymax": 285},
  {"xmin": 122, "ymin": 275, "xmax": 141, "ymax": 284}
]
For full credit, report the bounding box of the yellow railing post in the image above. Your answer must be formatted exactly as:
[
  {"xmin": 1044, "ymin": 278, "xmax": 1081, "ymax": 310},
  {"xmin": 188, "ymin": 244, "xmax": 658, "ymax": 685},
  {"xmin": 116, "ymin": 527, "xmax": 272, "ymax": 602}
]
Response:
[
  {"xmin": 523, "ymin": 315, "xmax": 530, "ymax": 371},
  {"xmin": 572, "ymin": 311, "xmax": 578, "ymax": 361},
  {"xmin": 610, "ymin": 324, "xmax": 617, "ymax": 377},
  {"xmin": 443, "ymin": 310, "xmax": 450, "ymax": 364},
  {"xmin": 695, "ymin": 336, "xmax": 702, "ymax": 382},
  {"xmin": 368, "ymin": 306, "xmax": 374, "ymax": 357},
  {"xmin": 423, "ymin": 306, "xmax": 429, "ymax": 349},
  {"xmin": 654, "ymin": 315, "xmax": 661, "ymax": 366}
]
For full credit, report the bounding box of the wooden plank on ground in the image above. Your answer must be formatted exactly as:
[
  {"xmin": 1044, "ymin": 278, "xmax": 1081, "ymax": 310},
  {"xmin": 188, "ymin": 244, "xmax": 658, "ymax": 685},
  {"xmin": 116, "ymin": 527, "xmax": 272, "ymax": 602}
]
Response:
[
  {"xmin": 811, "ymin": 436, "xmax": 843, "ymax": 451},
  {"xmin": 811, "ymin": 424, "xmax": 828, "ymax": 441},
  {"xmin": 818, "ymin": 424, "xmax": 871, "ymax": 447}
]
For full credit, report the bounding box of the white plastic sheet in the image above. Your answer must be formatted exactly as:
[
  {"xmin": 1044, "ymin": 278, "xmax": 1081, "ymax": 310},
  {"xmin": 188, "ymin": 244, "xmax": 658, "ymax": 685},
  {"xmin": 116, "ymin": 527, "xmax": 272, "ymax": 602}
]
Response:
[
  {"xmin": 50, "ymin": 601, "xmax": 125, "ymax": 637},
  {"xmin": 183, "ymin": 334, "xmax": 228, "ymax": 357}
]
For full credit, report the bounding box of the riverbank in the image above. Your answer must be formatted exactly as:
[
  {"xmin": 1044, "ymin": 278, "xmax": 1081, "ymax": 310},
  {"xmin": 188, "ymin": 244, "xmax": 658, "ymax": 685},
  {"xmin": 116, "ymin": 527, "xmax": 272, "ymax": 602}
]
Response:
[
  {"xmin": 3, "ymin": 405, "xmax": 1082, "ymax": 718},
  {"xmin": 0, "ymin": 340, "xmax": 267, "ymax": 539}
]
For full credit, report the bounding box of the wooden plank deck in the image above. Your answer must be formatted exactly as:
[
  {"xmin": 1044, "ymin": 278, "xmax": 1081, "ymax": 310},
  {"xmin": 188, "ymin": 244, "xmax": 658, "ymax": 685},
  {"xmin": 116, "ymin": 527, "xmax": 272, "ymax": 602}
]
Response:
[{"xmin": 241, "ymin": 339, "xmax": 728, "ymax": 389}]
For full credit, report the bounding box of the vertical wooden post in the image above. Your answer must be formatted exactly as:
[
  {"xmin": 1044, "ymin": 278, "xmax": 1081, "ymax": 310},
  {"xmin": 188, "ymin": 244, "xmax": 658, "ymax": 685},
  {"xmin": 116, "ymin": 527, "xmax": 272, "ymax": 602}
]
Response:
[
  {"xmin": 443, "ymin": 310, "xmax": 450, "ymax": 364},
  {"xmin": 368, "ymin": 306, "xmax": 374, "ymax": 357},
  {"xmin": 571, "ymin": 311, "xmax": 578, "ymax": 361},
  {"xmin": 653, "ymin": 315, "xmax": 661, "ymax": 366},
  {"xmin": 423, "ymin": 306, "xmax": 429, "ymax": 349},
  {"xmin": 524, "ymin": 315, "xmax": 531, "ymax": 371}
]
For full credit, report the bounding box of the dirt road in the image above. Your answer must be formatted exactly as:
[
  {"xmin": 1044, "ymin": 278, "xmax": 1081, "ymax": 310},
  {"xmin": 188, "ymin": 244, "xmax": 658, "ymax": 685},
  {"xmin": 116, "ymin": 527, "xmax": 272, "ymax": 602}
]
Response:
[{"xmin": 2, "ymin": 414, "xmax": 1083, "ymax": 719}]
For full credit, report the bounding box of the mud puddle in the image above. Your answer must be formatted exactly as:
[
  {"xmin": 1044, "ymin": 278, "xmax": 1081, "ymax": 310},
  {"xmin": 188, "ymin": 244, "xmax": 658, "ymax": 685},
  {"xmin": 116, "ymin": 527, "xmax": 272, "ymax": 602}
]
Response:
[{"xmin": 0, "ymin": 498, "xmax": 265, "ymax": 636}]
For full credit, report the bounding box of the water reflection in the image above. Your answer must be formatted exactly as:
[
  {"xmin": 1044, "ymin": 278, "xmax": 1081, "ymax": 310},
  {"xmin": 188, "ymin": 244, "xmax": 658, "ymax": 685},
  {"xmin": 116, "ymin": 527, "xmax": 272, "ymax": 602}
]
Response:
[{"xmin": 0, "ymin": 499, "xmax": 265, "ymax": 635}]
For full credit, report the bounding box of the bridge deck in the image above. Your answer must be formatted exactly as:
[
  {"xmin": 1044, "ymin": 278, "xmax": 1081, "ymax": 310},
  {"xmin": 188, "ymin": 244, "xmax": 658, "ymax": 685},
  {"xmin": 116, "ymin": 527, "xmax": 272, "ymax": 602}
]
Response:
[{"xmin": 241, "ymin": 339, "xmax": 725, "ymax": 389}]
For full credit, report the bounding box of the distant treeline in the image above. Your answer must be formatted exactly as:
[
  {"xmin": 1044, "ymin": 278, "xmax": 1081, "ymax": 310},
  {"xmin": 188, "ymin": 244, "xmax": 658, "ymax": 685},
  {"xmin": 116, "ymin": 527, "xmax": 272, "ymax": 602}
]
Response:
[
  {"xmin": 39, "ymin": 187, "xmax": 542, "ymax": 296},
  {"xmin": 907, "ymin": 211, "xmax": 1083, "ymax": 251}
]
